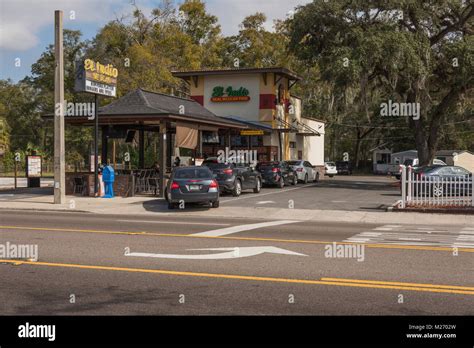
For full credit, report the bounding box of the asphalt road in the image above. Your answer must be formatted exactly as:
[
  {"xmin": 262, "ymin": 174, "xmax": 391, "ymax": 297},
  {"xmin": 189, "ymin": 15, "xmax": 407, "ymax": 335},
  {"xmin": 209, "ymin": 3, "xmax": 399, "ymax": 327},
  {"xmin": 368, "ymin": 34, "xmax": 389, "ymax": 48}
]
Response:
[
  {"xmin": 0, "ymin": 210, "xmax": 472, "ymax": 315},
  {"xmin": 218, "ymin": 175, "xmax": 400, "ymax": 211}
]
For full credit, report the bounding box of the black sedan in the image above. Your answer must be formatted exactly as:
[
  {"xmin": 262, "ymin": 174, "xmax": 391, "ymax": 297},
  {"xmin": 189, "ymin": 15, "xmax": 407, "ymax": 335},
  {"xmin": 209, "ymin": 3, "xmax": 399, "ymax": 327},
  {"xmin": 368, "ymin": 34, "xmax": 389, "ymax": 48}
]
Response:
[
  {"xmin": 410, "ymin": 165, "xmax": 472, "ymax": 197},
  {"xmin": 165, "ymin": 166, "xmax": 219, "ymax": 209},
  {"xmin": 202, "ymin": 159, "xmax": 262, "ymax": 197},
  {"xmin": 256, "ymin": 161, "xmax": 297, "ymax": 188}
]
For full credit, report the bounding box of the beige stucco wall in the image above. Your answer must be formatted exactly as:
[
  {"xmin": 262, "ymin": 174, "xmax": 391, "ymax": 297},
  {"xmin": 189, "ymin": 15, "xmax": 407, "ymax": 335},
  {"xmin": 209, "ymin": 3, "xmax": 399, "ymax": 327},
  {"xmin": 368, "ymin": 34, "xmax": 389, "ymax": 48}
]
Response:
[{"xmin": 455, "ymin": 152, "xmax": 474, "ymax": 173}]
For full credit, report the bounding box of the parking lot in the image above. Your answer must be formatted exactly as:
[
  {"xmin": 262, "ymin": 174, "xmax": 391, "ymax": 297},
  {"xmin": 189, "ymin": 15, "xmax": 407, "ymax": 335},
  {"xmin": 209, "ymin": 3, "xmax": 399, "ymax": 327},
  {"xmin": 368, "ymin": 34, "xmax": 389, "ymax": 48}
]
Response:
[
  {"xmin": 0, "ymin": 174, "xmax": 400, "ymax": 213},
  {"xmin": 218, "ymin": 175, "xmax": 399, "ymax": 211}
]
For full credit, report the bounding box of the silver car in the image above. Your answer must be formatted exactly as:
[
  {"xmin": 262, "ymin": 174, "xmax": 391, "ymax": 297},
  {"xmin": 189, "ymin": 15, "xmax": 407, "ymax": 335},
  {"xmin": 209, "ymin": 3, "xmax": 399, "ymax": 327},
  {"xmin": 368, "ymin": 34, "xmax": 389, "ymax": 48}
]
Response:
[{"xmin": 287, "ymin": 160, "xmax": 319, "ymax": 183}]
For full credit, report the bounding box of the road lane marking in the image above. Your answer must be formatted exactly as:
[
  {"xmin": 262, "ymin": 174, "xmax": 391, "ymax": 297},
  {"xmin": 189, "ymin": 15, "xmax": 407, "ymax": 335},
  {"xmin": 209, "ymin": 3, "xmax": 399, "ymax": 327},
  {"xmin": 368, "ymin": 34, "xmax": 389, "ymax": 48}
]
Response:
[
  {"xmin": 127, "ymin": 246, "xmax": 307, "ymax": 260},
  {"xmin": 345, "ymin": 225, "xmax": 474, "ymax": 249},
  {"xmin": 192, "ymin": 220, "xmax": 299, "ymax": 237},
  {"xmin": 0, "ymin": 259, "xmax": 473, "ymax": 296},
  {"xmin": 117, "ymin": 220, "xmax": 230, "ymax": 226},
  {"xmin": 219, "ymin": 183, "xmax": 317, "ymax": 204},
  {"xmin": 1, "ymin": 225, "xmax": 474, "ymax": 253},
  {"xmin": 321, "ymin": 278, "xmax": 474, "ymax": 291}
]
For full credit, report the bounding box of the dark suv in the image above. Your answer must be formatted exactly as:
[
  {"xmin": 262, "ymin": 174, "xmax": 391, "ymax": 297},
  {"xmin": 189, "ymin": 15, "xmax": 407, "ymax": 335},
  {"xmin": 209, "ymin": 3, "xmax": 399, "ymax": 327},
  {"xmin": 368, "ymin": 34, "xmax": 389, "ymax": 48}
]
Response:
[
  {"xmin": 336, "ymin": 161, "xmax": 353, "ymax": 175},
  {"xmin": 202, "ymin": 159, "xmax": 262, "ymax": 197},
  {"xmin": 256, "ymin": 161, "xmax": 297, "ymax": 188}
]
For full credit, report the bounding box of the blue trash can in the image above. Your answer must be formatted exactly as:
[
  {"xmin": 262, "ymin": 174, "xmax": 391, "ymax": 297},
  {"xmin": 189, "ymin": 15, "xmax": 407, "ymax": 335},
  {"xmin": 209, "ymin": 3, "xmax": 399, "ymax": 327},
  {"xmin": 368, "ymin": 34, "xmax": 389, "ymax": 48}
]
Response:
[{"xmin": 102, "ymin": 165, "xmax": 115, "ymax": 198}]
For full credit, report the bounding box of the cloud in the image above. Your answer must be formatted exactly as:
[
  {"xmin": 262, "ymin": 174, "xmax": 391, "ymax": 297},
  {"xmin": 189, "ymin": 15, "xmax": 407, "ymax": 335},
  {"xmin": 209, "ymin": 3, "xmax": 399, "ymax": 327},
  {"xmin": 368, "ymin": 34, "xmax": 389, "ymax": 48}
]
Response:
[{"xmin": 0, "ymin": 0, "xmax": 135, "ymax": 51}]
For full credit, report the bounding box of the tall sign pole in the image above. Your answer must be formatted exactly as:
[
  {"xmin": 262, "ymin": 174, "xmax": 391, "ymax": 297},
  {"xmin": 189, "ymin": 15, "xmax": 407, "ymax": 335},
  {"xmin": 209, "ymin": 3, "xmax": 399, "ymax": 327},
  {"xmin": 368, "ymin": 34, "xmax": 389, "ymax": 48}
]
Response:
[
  {"xmin": 54, "ymin": 10, "xmax": 65, "ymax": 204},
  {"xmin": 94, "ymin": 94, "xmax": 99, "ymax": 194}
]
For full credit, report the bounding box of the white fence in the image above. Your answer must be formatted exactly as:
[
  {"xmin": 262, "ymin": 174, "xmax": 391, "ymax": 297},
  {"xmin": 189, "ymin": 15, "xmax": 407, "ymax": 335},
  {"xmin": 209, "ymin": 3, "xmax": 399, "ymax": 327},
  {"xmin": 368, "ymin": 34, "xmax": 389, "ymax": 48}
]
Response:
[{"xmin": 400, "ymin": 165, "xmax": 473, "ymax": 208}]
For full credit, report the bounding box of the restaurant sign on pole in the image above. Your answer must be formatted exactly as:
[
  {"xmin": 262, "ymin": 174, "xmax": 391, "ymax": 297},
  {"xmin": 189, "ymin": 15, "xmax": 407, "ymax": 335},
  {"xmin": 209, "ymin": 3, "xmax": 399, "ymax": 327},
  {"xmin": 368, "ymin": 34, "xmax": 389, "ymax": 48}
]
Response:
[
  {"xmin": 75, "ymin": 59, "xmax": 118, "ymax": 97},
  {"xmin": 75, "ymin": 59, "xmax": 118, "ymax": 195},
  {"xmin": 240, "ymin": 130, "xmax": 264, "ymax": 136}
]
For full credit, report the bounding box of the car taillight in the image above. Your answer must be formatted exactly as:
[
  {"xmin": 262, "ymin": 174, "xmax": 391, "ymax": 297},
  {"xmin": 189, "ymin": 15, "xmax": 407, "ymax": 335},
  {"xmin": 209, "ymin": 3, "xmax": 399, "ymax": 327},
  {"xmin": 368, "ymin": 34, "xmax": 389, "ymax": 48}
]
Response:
[
  {"xmin": 170, "ymin": 181, "xmax": 180, "ymax": 190},
  {"xmin": 296, "ymin": 168, "xmax": 303, "ymax": 172},
  {"xmin": 209, "ymin": 180, "xmax": 218, "ymax": 188},
  {"xmin": 272, "ymin": 168, "xmax": 279, "ymax": 173},
  {"xmin": 223, "ymin": 169, "xmax": 233, "ymax": 175}
]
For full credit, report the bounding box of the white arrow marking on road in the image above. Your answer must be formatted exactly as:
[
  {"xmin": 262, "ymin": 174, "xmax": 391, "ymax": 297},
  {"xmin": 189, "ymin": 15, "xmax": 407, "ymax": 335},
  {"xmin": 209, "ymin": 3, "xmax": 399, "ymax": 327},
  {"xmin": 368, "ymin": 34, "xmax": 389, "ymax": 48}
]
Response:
[
  {"xmin": 126, "ymin": 246, "xmax": 307, "ymax": 260},
  {"xmin": 192, "ymin": 220, "xmax": 299, "ymax": 237}
]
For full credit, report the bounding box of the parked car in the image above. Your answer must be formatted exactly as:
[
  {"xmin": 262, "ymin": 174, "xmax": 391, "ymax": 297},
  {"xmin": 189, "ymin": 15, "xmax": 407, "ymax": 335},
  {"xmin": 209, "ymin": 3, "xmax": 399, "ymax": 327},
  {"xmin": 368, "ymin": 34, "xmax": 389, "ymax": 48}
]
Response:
[
  {"xmin": 202, "ymin": 158, "xmax": 262, "ymax": 197},
  {"xmin": 395, "ymin": 158, "xmax": 447, "ymax": 179},
  {"xmin": 165, "ymin": 166, "xmax": 219, "ymax": 209},
  {"xmin": 256, "ymin": 161, "xmax": 297, "ymax": 188},
  {"xmin": 336, "ymin": 161, "xmax": 353, "ymax": 175},
  {"xmin": 409, "ymin": 165, "xmax": 472, "ymax": 197},
  {"xmin": 324, "ymin": 161, "xmax": 337, "ymax": 178},
  {"xmin": 287, "ymin": 160, "xmax": 319, "ymax": 183}
]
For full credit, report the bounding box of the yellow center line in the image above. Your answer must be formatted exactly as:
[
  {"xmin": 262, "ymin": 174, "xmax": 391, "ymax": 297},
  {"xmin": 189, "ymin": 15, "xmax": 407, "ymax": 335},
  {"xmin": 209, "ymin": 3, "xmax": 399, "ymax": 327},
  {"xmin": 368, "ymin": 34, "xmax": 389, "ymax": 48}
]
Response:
[
  {"xmin": 321, "ymin": 277, "xmax": 474, "ymax": 291},
  {"xmin": 0, "ymin": 225, "xmax": 473, "ymax": 253},
  {"xmin": 1, "ymin": 259, "xmax": 473, "ymax": 296}
]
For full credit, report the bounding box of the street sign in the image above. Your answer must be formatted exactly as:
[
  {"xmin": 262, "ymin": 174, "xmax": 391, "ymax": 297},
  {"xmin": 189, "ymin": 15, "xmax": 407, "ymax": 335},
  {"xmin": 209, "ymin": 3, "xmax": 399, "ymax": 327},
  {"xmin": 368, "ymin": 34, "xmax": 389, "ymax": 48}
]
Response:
[
  {"xmin": 75, "ymin": 59, "xmax": 118, "ymax": 97},
  {"xmin": 126, "ymin": 246, "xmax": 307, "ymax": 260},
  {"xmin": 26, "ymin": 155, "xmax": 42, "ymax": 177},
  {"xmin": 240, "ymin": 130, "xmax": 264, "ymax": 136}
]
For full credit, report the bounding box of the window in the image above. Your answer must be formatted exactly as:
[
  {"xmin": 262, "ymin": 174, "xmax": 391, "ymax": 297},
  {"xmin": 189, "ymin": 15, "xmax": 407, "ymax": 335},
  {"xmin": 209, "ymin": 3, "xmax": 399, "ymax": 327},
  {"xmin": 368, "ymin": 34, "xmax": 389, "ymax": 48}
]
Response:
[{"xmin": 289, "ymin": 141, "xmax": 296, "ymax": 149}]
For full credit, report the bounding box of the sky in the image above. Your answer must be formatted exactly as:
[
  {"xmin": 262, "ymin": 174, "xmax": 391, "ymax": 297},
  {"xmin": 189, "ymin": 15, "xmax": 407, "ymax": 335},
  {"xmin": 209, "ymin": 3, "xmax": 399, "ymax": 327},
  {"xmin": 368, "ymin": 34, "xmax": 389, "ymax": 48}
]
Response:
[{"xmin": 0, "ymin": 0, "xmax": 311, "ymax": 83}]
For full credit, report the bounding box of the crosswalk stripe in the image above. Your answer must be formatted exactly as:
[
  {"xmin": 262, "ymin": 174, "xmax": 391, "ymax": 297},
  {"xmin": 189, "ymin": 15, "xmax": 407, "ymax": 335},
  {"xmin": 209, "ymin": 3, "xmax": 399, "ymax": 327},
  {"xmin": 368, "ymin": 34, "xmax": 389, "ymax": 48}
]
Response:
[{"xmin": 345, "ymin": 225, "xmax": 474, "ymax": 249}]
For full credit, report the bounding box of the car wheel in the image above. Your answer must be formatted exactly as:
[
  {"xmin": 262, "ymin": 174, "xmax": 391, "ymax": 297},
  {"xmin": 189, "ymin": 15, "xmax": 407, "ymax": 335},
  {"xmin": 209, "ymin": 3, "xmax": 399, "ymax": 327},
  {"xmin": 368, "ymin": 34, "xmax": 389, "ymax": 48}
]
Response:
[
  {"xmin": 211, "ymin": 200, "xmax": 220, "ymax": 208},
  {"xmin": 232, "ymin": 179, "xmax": 242, "ymax": 197},
  {"xmin": 278, "ymin": 178, "xmax": 285, "ymax": 188},
  {"xmin": 304, "ymin": 174, "xmax": 308, "ymax": 184},
  {"xmin": 433, "ymin": 184, "xmax": 443, "ymax": 197},
  {"xmin": 314, "ymin": 172, "xmax": 320, "ymax": 182},
  {"xmin": 329, "ymin": 175, "xmax": 334, "ymax": 178},
  {"xmin": 253, "ymin": 178, "xmax": 261, "ymax": 193}
]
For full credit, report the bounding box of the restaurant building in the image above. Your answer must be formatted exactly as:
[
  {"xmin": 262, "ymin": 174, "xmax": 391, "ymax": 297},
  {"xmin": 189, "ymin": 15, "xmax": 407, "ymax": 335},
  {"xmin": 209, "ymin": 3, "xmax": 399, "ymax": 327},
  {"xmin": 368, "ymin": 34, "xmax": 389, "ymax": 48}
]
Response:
[{"xmin": 172, "ymin": 67, "xmax": 325, "ymax": 176}]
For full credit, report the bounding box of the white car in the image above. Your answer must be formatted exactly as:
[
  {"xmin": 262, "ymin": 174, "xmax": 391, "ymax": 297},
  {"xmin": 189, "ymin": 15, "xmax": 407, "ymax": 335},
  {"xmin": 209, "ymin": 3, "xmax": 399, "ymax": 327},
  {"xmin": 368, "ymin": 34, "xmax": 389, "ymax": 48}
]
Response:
[
  {"xmin": 325, "ymin": 161, "xmax": 337, "ymax": 177},
  {"xmin": 287, "ymin": 160, "xmax": 319, "ymax": 183}
]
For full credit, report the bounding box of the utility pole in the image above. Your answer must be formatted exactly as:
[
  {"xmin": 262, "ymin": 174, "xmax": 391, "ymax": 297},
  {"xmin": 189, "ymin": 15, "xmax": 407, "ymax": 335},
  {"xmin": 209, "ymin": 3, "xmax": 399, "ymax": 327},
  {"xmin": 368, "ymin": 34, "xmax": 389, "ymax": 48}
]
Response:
[{"xmin": 54, "ymin": 10, "xmax": 65, "ymax": 204}]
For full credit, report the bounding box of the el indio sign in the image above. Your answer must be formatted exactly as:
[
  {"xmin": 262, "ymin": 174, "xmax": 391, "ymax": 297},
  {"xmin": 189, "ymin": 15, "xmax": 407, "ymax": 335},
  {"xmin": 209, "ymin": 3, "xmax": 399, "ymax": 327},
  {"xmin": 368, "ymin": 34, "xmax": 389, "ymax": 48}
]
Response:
[
  {"xmin": 75, "ymin": 59, "xmax": 118, "ymax": 97},
  {"xmin": 211, "ymin": 86, "xmax": 250, "ymax": 102}
]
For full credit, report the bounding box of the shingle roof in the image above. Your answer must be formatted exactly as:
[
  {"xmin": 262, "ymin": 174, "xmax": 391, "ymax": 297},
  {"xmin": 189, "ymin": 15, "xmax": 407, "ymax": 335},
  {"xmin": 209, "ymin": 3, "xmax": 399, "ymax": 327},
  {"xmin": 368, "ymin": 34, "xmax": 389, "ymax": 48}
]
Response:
[{"xmin": 100, "ymin": 88, "xmax": 220, "ymax": 122}]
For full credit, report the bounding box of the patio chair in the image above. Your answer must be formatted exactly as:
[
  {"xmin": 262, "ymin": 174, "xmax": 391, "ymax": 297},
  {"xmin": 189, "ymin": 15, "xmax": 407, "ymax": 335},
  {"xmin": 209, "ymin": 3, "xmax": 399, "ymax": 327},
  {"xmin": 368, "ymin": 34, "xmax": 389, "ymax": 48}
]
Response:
[{"xmin": 73, "ymin": 177, "xmax": 86, "ymax": 196}]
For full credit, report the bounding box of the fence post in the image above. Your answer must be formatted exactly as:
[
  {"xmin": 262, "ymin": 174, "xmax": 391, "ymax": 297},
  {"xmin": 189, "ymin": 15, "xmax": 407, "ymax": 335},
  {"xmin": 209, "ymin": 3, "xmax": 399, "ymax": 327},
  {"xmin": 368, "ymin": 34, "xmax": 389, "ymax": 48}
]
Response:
[
  {"xmin": 471, "ymin": 174, "xmax": 473, "ymax": 207},
  {"xmin": 400, "ymin": 165, "xmax": 406, "ymax": 208}
]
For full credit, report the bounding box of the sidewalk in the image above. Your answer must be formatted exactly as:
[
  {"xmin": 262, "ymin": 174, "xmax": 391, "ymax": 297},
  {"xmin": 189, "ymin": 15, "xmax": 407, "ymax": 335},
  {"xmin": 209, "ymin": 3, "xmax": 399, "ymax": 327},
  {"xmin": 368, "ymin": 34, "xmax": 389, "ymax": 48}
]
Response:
[{"xmin": 0, "ymin": 191, "xmax": 472, "ymax": 227}]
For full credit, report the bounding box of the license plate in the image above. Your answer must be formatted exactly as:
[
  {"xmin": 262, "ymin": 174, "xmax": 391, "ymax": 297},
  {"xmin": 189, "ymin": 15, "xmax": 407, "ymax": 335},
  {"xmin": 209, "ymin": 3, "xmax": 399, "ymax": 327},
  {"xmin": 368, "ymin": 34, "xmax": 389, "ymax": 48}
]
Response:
[{"xmin": 189, "ymin": 185, "xmax": 200, "ymax": 191}]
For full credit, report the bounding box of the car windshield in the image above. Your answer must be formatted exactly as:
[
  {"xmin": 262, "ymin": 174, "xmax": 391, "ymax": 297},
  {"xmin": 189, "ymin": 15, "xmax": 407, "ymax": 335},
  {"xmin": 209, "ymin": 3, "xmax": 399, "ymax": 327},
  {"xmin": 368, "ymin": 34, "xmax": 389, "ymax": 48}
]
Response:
[
  {"xmin": 287, "ymin": 161, "xmax": 301, "ymax": 166},
  {"xmin": 257, "ymin": 162, "xmax": 279, "ymax": 168},
  {"xmin": 174, "ymin": 168, "xmax": 212, "ymax": 179},
  {"xmin": 202, "ymin": 161, "xmax": 230, "ymax": 170},
  {"xmin": 326, "ymin": 162, "xmax": 335, "ymax": 166},
  {"xmin": 414, "ymin": 166, "xmax": 440, "ymax": 174}
]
